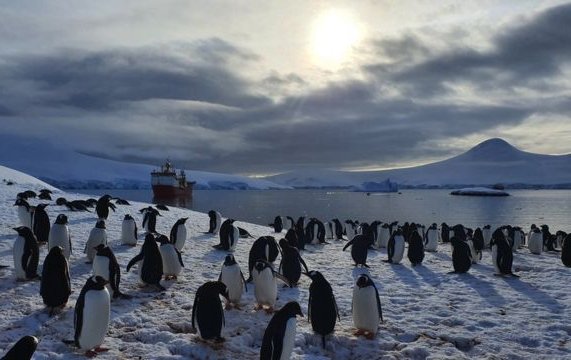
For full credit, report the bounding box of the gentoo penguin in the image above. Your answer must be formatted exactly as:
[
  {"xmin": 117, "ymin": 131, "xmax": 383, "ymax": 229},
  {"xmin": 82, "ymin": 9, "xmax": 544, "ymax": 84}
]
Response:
[
  {"xmin": 213, "ymin": 219, "xmax": 239, "ymax": 252},
  {"xmin": 191, "ymin": 281, "xmax": 229, "ymax": 341},
  {"xmin": 482, "ymin": 225, "xmax": 492, "ymax": 248},
  {"xmin": 285, "ymin": 228, "xmax": 300, "ymax": 250},
  {"xmin": 345, "ymin": 220, "xmax": 358, "ymax": 241},
  {"xmin": 253, "ymin": 260, "xmax": 288, "ymax": 312},
  {"xmin": 247, "ymin": 236, "xmax": 280, "ymax": 282},
  {"xmin": 555, "ymin": 231, "xmax": 567, "ymax": 250},
  {"xmin": 218, "ymin": 254, "xmax": 247, "ymax": 308},
  {"xmin": 512, "ymin": 227, "xmax": 525, "ymax": 250},
  {"xmin": 93, "ymin": 244, "xmax": 128, "ymax": 299},
  {"xmin": 294, "ymin": 222, "xmax": 306, "ymax": 251},
  {"xmin": 425, "ymin": 223, "xmax": 438, "ymax": 252},
  {"xmin": 40, "ymin": 246, "xmax": 71, "ymax": 315},
  {"xmin": 155, "ymin": 204, "xmax": 169, "ymax": 211},
  {"xmin": 285, "ymin": 216, "xmax": 295, "ymax": 231},
  {"xmin": 561, "ymin": 233, "xmax": 571, "ymax": 267},
  {"xmin": 65, "ymin": 200, "xmax": 91, "ymax": 212},
  {"xmin": 528, "ymin": 228, "xmax": 543, "ymax": 255},
  {"xmin": 269, "ymin": 216, "xmax": 284, "ymax": 233},
  {"xmin": 472, "ymin": 228, "xmax": 485, "ymax": 260},
  {"xmin": 466, "ymin": 232, "xmax": 478, "ymax": 264},
  {"xmin": 114, "ymin": 198, "xmax": 130, "ymax": 205},
  {"xmin": 120, "ymin": 214, "xmax": 138, "ymax": 246},
  {"xmin": 95, "ymin": 194, "xmax": 116, "ymax": 220},
  {"xmin": 306, "ymin": 218, "xmax": 326, "ymax": 244},
  {"xmin": 169, "ymin": 217, "xmax": 188, "ymax": 252},
  {"xmin": 490, "ymin": 229, "xmax": 516, "ymax": 276},
  {"xmin": 376, "ymin": 223, "xmax": 391, "ymax": 249},
  {"xmin": 260, "ymin": 301, "xmax": 303, "ymax": 360},
  {"xmin": 386, "ymin": 229, "xmax": 405, "ymax": 264},
  {"xmin": 331, "ymin": 219, "xmax": 344, "ymax": 240},
  {"xmin": 55, "ymin": 197, "xmax": 68, "ymax": 206},
  {"xmin": 12, "ymin": 226, "xmax": 40, "ymax": 281},
  {"xmin": 126, "ymin": 233, "xmax": 164, "ymax": 290},
  {"xmin": 74, "ymin": 276, "xmax": 110, "ymax": 357},
  {"xmin": 206, "ymin": 210, "xmax": 222, "ymax": 234},
  {"xmin": 324, "ymin": 221, "xmax": 334, "ymax": 240},
  {"xmin": 440, "ymin": 223, "xmax": 450, "ymax": 243},
  {"xmin": 140, "ymin": 206, "xmax": 160, "ymax": 233},
  {"xmin": 407, "ymin": 231, "xmax": 425, "ymax": 266},
  {"xmin": 31, "ymin": 203, "xmax": 50, "ymax": 244},
  {"xmin": 84, "ymin": 220, "xmax": 107, "ymax": 263},
  {"xmin": 352, "ymin": 274, "xmax": 383, "ymax": 338},
  {"xmin": 0, "ymin": 335, "xmax": 38, "ymax": 360},
  {"xmin": 343, "ymin": 234, "xmax": 372, "ymax": 268},
  {"xmin": 238, "ymin": 227, "xmax": 254, "ymax": 238},
  {"xmin": 369, "ymin": 221, "xmax": 381, "ymax": 248},
  {"xmin": 48, "ymin": 214, "xmax": 72, "ymax": 260},
  {"xmin": 541, "ymin": 225, "xmax": 557, "ymax": 252},
  {"xmin": 450, "ymin": 237, "xmax": 472, "ymax": 273},
  {"xmin": 279, "ymin": 239, "xmax": 309, "ymax": 287},
  {"xmin": 304, "ymin": 270, "xmax": 339, "ymax": 349},
  {"xmin": 39, "ymin": 188, "xmax": 52, "ymax": 200},
  {"xmin": 14, "ymin": 199, "xmax": 32, "ymax": 228},
  {"xmin": 156, "ymin": 234, "xmax": 184, "ymax": 280}
]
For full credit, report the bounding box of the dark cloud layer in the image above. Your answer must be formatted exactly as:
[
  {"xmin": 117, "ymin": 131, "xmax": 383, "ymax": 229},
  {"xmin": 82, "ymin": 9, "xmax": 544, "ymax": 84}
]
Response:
[{"xmin": 1, "ymin": 4, "xmax": 570, "ymax": 174}]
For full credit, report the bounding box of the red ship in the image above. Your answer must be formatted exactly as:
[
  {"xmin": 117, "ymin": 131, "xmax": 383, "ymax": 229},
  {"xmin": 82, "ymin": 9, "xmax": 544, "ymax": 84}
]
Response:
[{"xmin": 151, "ymin": 160, "xmax": 195, "ymax": 198}]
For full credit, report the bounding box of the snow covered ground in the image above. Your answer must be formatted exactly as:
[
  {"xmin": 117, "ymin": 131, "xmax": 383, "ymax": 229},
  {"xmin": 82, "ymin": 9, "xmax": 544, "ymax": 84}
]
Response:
[{"xmin": 1, "ymin": 166, "xmax": 571, "ymax": 359}]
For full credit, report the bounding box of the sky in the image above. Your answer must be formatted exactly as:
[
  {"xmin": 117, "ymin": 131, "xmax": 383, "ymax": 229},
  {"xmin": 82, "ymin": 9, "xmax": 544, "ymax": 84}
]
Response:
[{"xmin": 1, "ymin": 0, "xmax": 570, "ymax": 175}]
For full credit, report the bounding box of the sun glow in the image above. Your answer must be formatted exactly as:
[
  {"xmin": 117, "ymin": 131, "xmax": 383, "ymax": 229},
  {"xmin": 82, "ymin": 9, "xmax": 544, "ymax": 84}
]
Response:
[{"xmin": 310, "ymin": 10, "xmax": 361, "ymax": 69}]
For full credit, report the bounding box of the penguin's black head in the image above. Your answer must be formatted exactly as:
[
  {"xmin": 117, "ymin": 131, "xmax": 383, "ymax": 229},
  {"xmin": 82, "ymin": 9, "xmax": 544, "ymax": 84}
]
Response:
[
  {"xmin": 124, "ymin": 214, "xmax": 133, "ymax": 220},
  {"xmin": 533, "ymin": 228, "xmax": 541, "ymax": 234},
  {"xmin": 55, "ymin": 214, "xmax": 68, "ymax": 225},
  {"xmin": 88, "ymin": 275, "xmax": 109, "ymax": 290},
  {"xmin": 13, "ymin": 226, "xmax": 31, "ymax": 236},
  {"xmin": 95, "ymin": 220, "xmax": 106, "ymax": 229},
  {"xmin": 5, "ymin": 335, "xmax": 39, "ymax": 358},
  {"xmin": 303, "ymin": 270, "xmax": 322, "ymax": 281},
  {"xmin": 178, "ymin": 217, "xmax": 189, "ymax": 224},
  {"xmin": 94, "ymin": 243, "xmax": 107, "ymax": 254},
  {"xmin": 356, "ymin": 274, "xmax": 374, "ymax": 288},
  {"xmin": 156, "ymin": 234, "xmax": 170, "ymax": 245},
  {"xmin": 14, "ymin": 198, "xmax": 30, "ymax": 208},
  {"xmin": 255, "ymin": 260, "xmax": 271, "ymax": 272},
  {"xmin": 48, "ymin": 246, "xmax": 64, "ymax": 256},
  {"xmin": 201, "ymin": 281, "xmax": 229, "ymax": 300},
  {"xmin": 492, "ymin": 228, "xmax": 505, "ymax": 241},
  {"xmin": 541, "ymin": 224, "xmax": 549, "ymax": 230},
  {"xmin": 99, "ymin": 194, "xmax": 112, "ymax": 202},
  {"xmin": 394, "ymin": 228, "xmax": 403, "ymax": 235},
  {"xmin": 279, "ymin": 238, "xmax": 289, "ymax": 250},
  {"xmin": 281, "ymin": 301, "xmax": 304, "ymax": 318},
  {"xmin": 530, "ymin": 224, "xmax": 537, "ymax": 229},
  {"xmin": 223, "ymin": 254, "xmax": 237, "ymax": 266},
  {"xmin": 36, "ymin": 203, "xmax": 49, "ymax": 210},
  {"xmin": 143, "ymin": 233, "xmax": 156, "ymax": 244}
]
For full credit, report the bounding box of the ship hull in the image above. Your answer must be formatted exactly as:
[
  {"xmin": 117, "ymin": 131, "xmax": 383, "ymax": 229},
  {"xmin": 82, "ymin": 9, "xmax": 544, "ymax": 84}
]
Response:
[{"xmin": 152, "ymin": 185, "xmax": 193, "ymax": 198}]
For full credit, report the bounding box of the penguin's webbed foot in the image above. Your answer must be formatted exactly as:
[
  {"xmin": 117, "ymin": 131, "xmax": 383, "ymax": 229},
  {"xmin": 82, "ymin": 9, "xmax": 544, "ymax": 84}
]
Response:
[
  {"xmin": 225, "ymin": 303, "xmax": 234, "ymax": 310},
  {"xmin": 264, "ymin": 307, "xmax": 275, "ymax": 314}
]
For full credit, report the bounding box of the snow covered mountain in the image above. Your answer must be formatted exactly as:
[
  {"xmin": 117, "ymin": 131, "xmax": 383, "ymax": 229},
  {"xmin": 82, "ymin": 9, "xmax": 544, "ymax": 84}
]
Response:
[
  {"xmin": 0, "ymin": 135, "xmax": 288, "ymax": 190},
  {"xmin": 267, "ymin": 138, "xmax": 571, "ymax": 189}
]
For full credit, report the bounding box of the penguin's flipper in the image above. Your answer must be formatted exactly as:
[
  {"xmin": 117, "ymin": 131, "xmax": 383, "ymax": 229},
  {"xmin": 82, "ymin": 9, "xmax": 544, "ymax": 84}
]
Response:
[
  {"xmin": 126, "ymin": 253, "xmax": 144, "ymax": 272},
  {"xmin": 342, "ymin": 239, "xmax": 355, "ymax": 252},
  {"xmin": 240, "ymin": 271, "xmax": 248, "ymax": 292},
  {"xmin": 299, "ymin": 254, "xmax": 309, "ymax": 273},
  {"xmin": 273, "ymin": 271, "xmax": 291, "ymax": 287},
  {"xmin": 176, "ymin": 249, "xmax": 185, "ymax": 267}
]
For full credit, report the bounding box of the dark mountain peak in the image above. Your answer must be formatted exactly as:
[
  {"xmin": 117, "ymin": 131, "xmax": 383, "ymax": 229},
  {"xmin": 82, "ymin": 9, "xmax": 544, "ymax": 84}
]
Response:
[
  {"xmin": 459, "ymin": 138, "xmax": 522, "ymax": 161},
  {"xmin": 472, "ymin": 138, "xmax": 515, "ymax": 151}
]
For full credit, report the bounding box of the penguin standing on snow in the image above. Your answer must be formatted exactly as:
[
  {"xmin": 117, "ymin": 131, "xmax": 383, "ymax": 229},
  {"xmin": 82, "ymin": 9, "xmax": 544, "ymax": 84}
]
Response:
[
  {"xmin": 126, "ymin": 233, "xmax": 164, "ymax": 290},
  {"xmin": 48, "ymin": 214, "xmax": 72, "ymax": 260},
  {"xmin": 95, "ymin": 194, "xmax": 116, "ymax": 220},
  {"xmin": 561, "ymin": 233, "xmax": 571, "ymax": 267},
  {"xmin": 345, "ymin": 220, "xmax": 358, "ymax": 241},
  {"xmin": 450, "ymin": 237, "xmax": 472, "ymax": 274},
  {"xmin": 425, "ymin": 223, "xmax": 438, "ymax": 252},
  {"xmin": 92, "ymin": 244, "xmax": 128, "ymax": 299},
  {"xmin": 490, "ymin": 229, "xmax": 516, "ymax": 277},
  {"xmin": 14, "ymin": 199, "xmax": 32, "ymax": 228},
  {"xmin": 440, "ymin": 223, "xmax": 451, "ymax": 243},
  {"xmin": 304, "ymin": 270, "xmax": 339, "ymax": 349},
  {"xmin": 343, "ymin": 234, "xmax": 372, "ymax": 267},
  {"xmin": 31, "ymin": 203, "xmax": 50, "ymax": 244},
  {"xmin": 294, "ymin": 222, "xmax": 306, "ymax": 251},
  {"xmin": 40, "ymin": 246, "xmax": 71, "ymax": 315},
  {"xmin": 206, "ymin": 210, "xmax": 222, "ymax": 234},
  {"xmin": 472, "ymin": 228, "xmax": 484, "ymax": 260},
  {"xmin": 407, "ymin": 231, "xmax": 425, "ymax": 266},
  {"xmin": 269, "ymin": 216, "xmax": 284, "ymax": 233},
  {"xmin": 121, "ymin": 214, "xmax": 138, "ymax": 246},
  {"xmin": 0, "ymin": 335, "xmax": 39, "ymax": 360},
  {"xmin": 140, "ymin": 206, "xmax": 160, "ymax": 233},
  {"xmin": 260, "ymin": 301, "xmax": 303, "ymax": 360},
  {"xmin": 279, "ymin": 239, "xmax": 309, "ymax": 287},
  {"xmin": 253, "ymin": 260, "xmax": 289, "ymax": 312},
  {"xmin": 482, "ymin": 225, "xmax": 492, "ymax": 248},
  {"xmin": 386, "ymin": 228, "xmax": 405, "ymax": 264},
  {"xmin": 352, "ymin": 274, "xmax": 383, "ymax": 338},
  {"xmin": 285, "ymin": 228, "xmax": 300, "ymax": 250},
  {"xmin": 156, "ymin": 234, "xmax": 184, "ymax": 280},
  {"xmin": 218, "ymin": 254, "xmax": 247, "ymax": 308},
  {"xmin": 12, "ymin": 227, "xmax": 40, "ymax": 281},
  {"xmin": 74, "ymin": 276, "xmax": 110, "ymax": 357},
  {"xmin": 84, "ymin": 220, "xmax": 107, "ymax": 263},
  {"xmin": 213, "ymin": 219, "xmax": 239, "ymax": 252},
  {"xmin": 528, "ymin": 227, "xmax": 543, "ymax": 255},
  {"xmin": 331, "ymin": 219, "xmax": 344, "ymax": 240},
  {"xmin": 192, "ymin": 281, "xmax": 229, "ymax": 341},
  {"xmin": 541, "ymin": 225, "xmax": 557, "ymax": 252},
  {"xmin": 247, "ymin": 236, "xmax": 280, "ymax": 282},
  {"xmin": 169, "ymin": 217, "xmax": 188, "ymax": 252}
]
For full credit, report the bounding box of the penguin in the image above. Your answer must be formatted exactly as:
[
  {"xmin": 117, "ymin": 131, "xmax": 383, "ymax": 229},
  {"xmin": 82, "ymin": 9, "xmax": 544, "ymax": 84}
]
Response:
[
  {"xmin": 65, "ymin": 200, "xmax": 91, "ymax": 212},
  {"xmin": 294, "ymin": 221, "xmax": 306, "ymax": 251},
  {"xmin": 12, "ymin": 226, "xmax": 40, "ymax": 281},
  {"xmin": 345, "ymin": 220, "xmax": 358, "ymax": 241},
  {"xmin": 490, "ymin": 229, "xmax": 516, "ymax": 276},
  {"xmin": 424, "ymin": 223, "xmax": 438, "ymax": 252},
  {"xmin": 74, "ymin": 276, "xmax": 110, "ymax": 357},
  {"xmin": 482, "ymin": 225, "xmax": 492, "ymax": 248},
  {"xmin": 407, "ymin": 231, "xmax": 425, "ymax": 266},
  {"xmin": 39, "ymin": 189, "xmax": 52, "ymax": 200},
  {"xmin": 561, "ymin": 233, "xmax": 571, "ymax": 267},
  {"xmin": 305, "ymin": 218, "xmax": 325, "ymax": 244},
  {"xmin": 450, "ymin": 237, "xmax": 472, "ymax": 274},
  {"xmin": 279, "ymin": 239, "xmax": 309, "ymax": 287},
  {"xmin": 528, "ymin": 228, "xmax": 543, "ymax": 255},
  {"xmin": 55, "ymin": 197, "xmax": 68, "ymax": 206},
  {"xmin": 40, "ymin": 246, "xmax": 71, "ymax": 315},
  {"xmin": 191, "ymin": 281, "xmax": 229, "ymax": 341},
  {"xmin": 84, "ymin": 220, "xmax": 107, "ymax": 263},
  {"xmin": 0, "ymin": 335, "xmax": 38, "ymax": 360},
  {"xmin": 157, "ymin": 234, "xmax": 184, "ymax": 280},
  {"xmin": 31, "ymin": 203, "xmax": 50, "ymax": 244},
  {"xmin": 331, "ymin": 219, "xmax": 344, "ymax": 240},
  {"xmin": 93, "ymin": 244, "xmax": 128, "ymax": 299},
  {"xmin": 95, "ymin": 194, "xmax": 116, "ymax": 220},
  {"xmin": 440, "ymin": 223, "xmax": 450, "ymax": 243},
  {"xmin": 114, "ymin": 198, "xmax": 130, "ymax": 205},
  {"xmin": 238, "ymin": 227, "xmax": 254, "ymax": 238},
  {"xmin": 376, "ymin": 223, "xmax": 391, "ymax": 249},
  {"xmin": 155, "ymin": 204, "xmax": 169, "ymax": 211},
  {"xmin": 386, "ymin": 228, "xmax": 405, "ymax": 264},
  {"xmin": 169, "ymin": 217, "xmax": 188, "ymax": 252},
  {"xmin": 219, "ymin": 254, "xmax": 247, "ymax": 308},
  {"xmin": 253, "ymin": 260, "xmax": 288, "ymax": 312},
  {"xmin": 285, "ymin": 216, "xmax": 295, "ymax": 231},
  {"xmin": 14, "ymin": 199, "xmax": 32, "ymax": 228},
  {"xmin": 352, "ymin": 274, "xmax": 383, "ymax": 338},
  {"xmin": 284, "ymin": 228, "xmax": 300, "ymax": 250},
  {"xmin": 472, "ymin": 228, "xmax": 484, "ymax": 261},
  {"xmin": 121, "ymin": 214, "xmax": 138, "ymax": 246},
  {"xmin": 85, "ymin": 198, "xmax": 98, "ymax": 208},
  {"xmin": 304, "ymin": 270, "xmax": 339, "ymax": 349},
  {"xmin": 213, "ymin": 219, "xmax": 239, "ymax": 252},
  {"xmin": 343, "ymin": 234, "xmax": 372, "ymax": 267},
  {"xmin": 368, "ymin": 221, "xmax": 381, "ymax": 248},
  {"xmin": 141, "ymin": 206, "xmax": 160, "ymax": 233},
  {"xmin": 48, "ymin": 214, "xmax": 72, "ymax": 260},
  {"xmin": 556, "ymin": 230, "xmax": 567, "ymax": 250},
  {"xmin": 541, "ymin": 225, "xmax": 557, "ymax": 252},
  {"xmin": 126, "ymin": 233, "xmax": 164, "ymax": 290},
  {"xmin": 324, "ymin": 221, "xmax": 334, "ymax": 240},
  {"xmin": 260, "ymin": 301, "xmax": 303, "ymax": 360},
  {"xmin": 269, "ymin": 216, "xmax": 284, "ymax": 233},
  {"xmin": 206, "ymin": 210, "xmax": 222, "ymax": 234},
  {"xmin": 247, "ymin": 236, "xmax": 280, "ymax": 282}
]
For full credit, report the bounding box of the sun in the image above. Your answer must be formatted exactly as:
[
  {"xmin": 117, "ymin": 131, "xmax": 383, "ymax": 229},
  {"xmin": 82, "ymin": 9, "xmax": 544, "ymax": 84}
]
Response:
[{"xmin": 310, "ymin": 10, "xmax": 361, "ymax": 69}]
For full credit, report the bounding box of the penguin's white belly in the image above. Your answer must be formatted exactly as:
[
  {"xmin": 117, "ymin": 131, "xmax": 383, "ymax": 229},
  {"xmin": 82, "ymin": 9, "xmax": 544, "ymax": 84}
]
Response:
[
  {"xmin": 228, "ymin": 227, "xmax": 239, "ymax": 252},
  {"xmin": 174, "ymin": 226, "xmax": 187, "ymax": 251},
  {"xmin": 221, "ymin": 265, "xmax": 244, "ymax": 303},
  {"xmin": 214, "ymin": 213, "xmax": 222, "ymax": 234},
  {"xmin": 121, "ymin": 221, "xmax": 137, "ymax": 245},
  {"xmin": 467, "ymin": 240, "xmax": 477, "ymax": 264},
  {"xmin": 325, "ymin": 223, "xmax": 333, "ymax": 239},
  {"xmin": 346, "ymin": 227, "xmax": 356, "ymax": 241},
  {"xmin": 483, "ymin": 230, "xmax": 492, "ymax": 248},
  {"xmin": 13, "ymin": 236, "xmax": 26, "ymax": 279},
  {"xmin": 254, "ymin": 270, "xmax": 277, "ymax": 306},
  {"xmin": 379, "ymin": 229, "xmax": 390, "ymax": 248},
  {"xmin": 353, "ymin": 287, "xmax": 379, "ymax": 334},
  {"xmin": 425, "ymin": 230, "xmax": 438, "ymax": 252},
  {"xmin": 280, "ymin": 216, "xmax": 288, "ymax": 231},
  {"xmin": 528, "ymin": 234, "xmax": 543, "ymax": 255},
  {"xmin": 491, "ymin": 245, "xmax": 500, "ymax": 273},
  {"xmin": 392, "ymin": 237, "xmax": 405, "ymax": 264},
  {"xmin": 279, "ymin": 318, "xmax": 297, "ymax": 360},
  {"xmin": 513, "ymin": 233, "xmax": 522, "ymax": 250},
  {"xmin": 310, "ymin": 224, "xmax": 319, "ymax": 244},
  {"xmin": 160, "ymin": 244, "xmax": 182, "ymax": 276},
  {"xmin": 78, "ymin": 288, "xmax": 110, "ymax": 351},
  {"xmin": 85, "ymin": 229, "xmax": 107, "ymax": 262},
  {"xmin": 49, "ymin": 225, "xmax": 71, "ymax": 259},
  {"xmin": 92, "ymin": 256, "xmax": 113, "ymax": 295},
  {"xmin": 18, "ymin": 207, "xmax": 31, "ymax": 227}
]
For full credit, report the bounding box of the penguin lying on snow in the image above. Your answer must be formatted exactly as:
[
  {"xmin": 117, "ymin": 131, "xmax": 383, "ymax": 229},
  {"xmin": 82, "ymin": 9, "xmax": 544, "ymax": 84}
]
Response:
[
  {"xmin": 260, "ymin": 301, "xmax": 303, "ymax": 360},
  {"xmin": 192, "ymin": 281, "xmax": 229, "ymax": 342},
  {"xmin": 0, "ymin": 335, "xmax": 38, "ymax": 360},
  {"xmin": 352, "ymin": 274, "xmax": 383, "ymax": 339}
]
